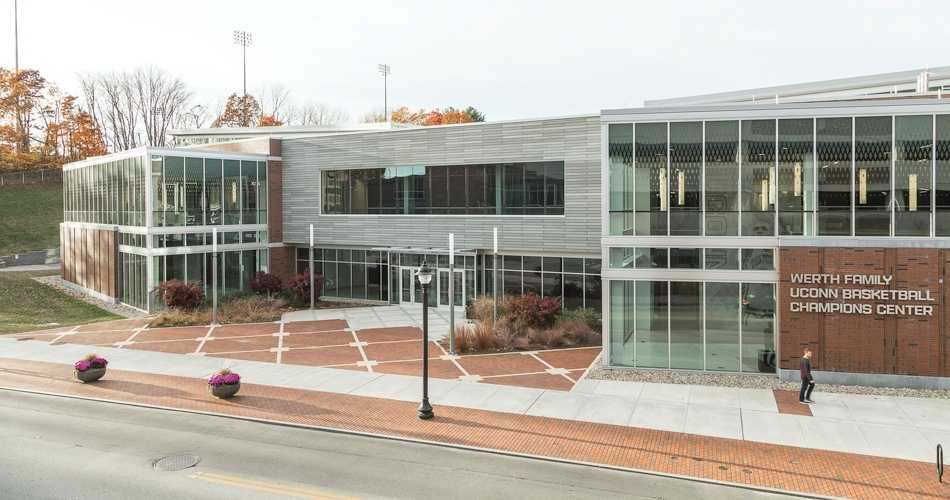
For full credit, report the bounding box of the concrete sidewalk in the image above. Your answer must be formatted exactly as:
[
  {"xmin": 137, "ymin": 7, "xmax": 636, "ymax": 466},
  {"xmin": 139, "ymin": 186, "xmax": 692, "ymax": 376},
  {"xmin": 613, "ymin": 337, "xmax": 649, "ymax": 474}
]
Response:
[
  {"xmin": 1, "ymin": 333, "xmax": 947, "ymax": 464},
  {"xmin": 283, "ymin": 304, "xmax": 468, "ymax": 340}
]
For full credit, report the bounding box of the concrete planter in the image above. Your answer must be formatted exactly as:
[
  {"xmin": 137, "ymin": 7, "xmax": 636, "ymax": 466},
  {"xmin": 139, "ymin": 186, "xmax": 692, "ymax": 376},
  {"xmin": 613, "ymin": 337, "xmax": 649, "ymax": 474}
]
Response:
[
  {"xmin": 209, "ymin": 382, "xmax": 240, "ymax": 399},
  {"xmin": 75, "ymin": 367, "xmax": 106, "ymax": 383}
]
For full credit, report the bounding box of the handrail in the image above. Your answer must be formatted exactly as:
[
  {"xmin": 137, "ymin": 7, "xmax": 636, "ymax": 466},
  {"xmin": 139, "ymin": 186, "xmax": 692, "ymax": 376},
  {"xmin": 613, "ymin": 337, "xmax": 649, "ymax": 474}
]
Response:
[{"xmin": 938, "ymin": 444, "xmax": 944, "ymax": 483}]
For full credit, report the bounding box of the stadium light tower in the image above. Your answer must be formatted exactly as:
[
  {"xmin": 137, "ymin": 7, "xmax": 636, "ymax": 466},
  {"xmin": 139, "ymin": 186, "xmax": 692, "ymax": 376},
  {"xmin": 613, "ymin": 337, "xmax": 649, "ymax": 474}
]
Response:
[
  {"xmin": 378, "ymin": 64, "xmax": 391, "ymax": 122},
  {"xmin": 233, "ymin": 30, "xmax": 253, "ymax": 96}
]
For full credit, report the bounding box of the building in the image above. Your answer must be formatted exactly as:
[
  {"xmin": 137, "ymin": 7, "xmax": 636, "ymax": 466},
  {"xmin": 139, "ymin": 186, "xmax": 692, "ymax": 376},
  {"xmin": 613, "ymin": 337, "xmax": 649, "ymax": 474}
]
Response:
[{"xmin": 60, "ymin": 66, "xmax": 950, "ymax": 388}]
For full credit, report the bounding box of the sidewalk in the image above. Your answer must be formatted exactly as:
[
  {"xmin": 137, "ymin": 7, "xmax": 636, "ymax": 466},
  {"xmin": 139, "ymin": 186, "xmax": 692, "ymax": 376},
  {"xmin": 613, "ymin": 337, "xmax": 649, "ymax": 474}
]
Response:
[{"xmin": 0, "ymin": 357, "xmax": 943, "ymax": 499}]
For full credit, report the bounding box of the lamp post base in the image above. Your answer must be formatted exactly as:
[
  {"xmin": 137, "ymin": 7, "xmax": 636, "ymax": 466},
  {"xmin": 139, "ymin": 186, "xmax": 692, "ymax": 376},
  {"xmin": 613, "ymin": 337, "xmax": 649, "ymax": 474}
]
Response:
[{"xmin": 417, "ymin": 398, "xmax": 434, "ymax": 420}]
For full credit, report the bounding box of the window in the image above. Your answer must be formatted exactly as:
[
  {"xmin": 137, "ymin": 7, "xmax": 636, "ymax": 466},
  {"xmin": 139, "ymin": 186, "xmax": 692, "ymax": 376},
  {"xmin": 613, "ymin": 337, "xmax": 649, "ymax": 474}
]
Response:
[
  {"xmin": 740, "ymin": 120, "xmax": 776, "ymax": 236},
  {"xmin": 635, "ymin": 122, "xmax": 668, "ymax": 235},
  {"xmin": 321, "ymin": 162, "xmax": 562, "ymax": 215},
  {"xmin": 778, "ymin": 119, "xmax": 815, "ymax": 235},
  {"xmin": 938, "ymin": 115, "xmax": 950, "ymax": 235},
  {"xmin": 817, "ymin": 118, "xmax": 852, "ymax": 235},
  {"xmin": 608, "ymin": 124, "xmax": 635, "ymax": 235},
  {"xmin": 895, "ymin": 116, "xmax": 932, "ymax": 236},
  {"xmin": 669, "ymin": 122, "xmax": 702, "ymax": 235},
  {"xmin": 704, "ymin": 121, "xmax": 740, "ymax": 235},
  {"xmin": 854, "ymin": 116, "xmax": 891, "ymax": 236}
]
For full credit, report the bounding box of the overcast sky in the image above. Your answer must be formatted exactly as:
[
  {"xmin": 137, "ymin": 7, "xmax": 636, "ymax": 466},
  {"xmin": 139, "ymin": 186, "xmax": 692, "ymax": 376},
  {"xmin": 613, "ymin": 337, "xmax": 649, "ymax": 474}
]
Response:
[{"xmin": 3, "ymin": 0, "xmax": 949, "ymax": 123}]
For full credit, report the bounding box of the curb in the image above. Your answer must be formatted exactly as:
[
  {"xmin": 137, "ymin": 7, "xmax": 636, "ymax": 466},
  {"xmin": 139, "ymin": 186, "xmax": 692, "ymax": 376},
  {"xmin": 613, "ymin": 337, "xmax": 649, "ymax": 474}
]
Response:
[{"xmin": 0, "ymin": 384, "xmax": 831, "ymax": 500}]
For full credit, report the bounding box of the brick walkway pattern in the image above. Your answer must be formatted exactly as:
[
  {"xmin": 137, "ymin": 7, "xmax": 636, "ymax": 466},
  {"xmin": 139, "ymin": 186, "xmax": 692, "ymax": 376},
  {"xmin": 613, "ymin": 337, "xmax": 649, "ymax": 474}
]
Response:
[
  {"xmin": 13, "ymin": 319, "xmax": 601, "ymax": 391},
  {"xmin": 0, "ymin": 358, "xmax": 943, "ymax": 499}
]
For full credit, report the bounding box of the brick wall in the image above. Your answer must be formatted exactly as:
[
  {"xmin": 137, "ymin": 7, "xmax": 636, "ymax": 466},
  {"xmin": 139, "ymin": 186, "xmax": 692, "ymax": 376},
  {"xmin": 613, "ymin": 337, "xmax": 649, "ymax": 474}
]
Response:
[
  {"xmin": 779, "ymin": 247, "xmax": 945, "ymax": 377},
  {"xmin": 269, "ymin": 246, "xmax": 296, "ymax": 282}
]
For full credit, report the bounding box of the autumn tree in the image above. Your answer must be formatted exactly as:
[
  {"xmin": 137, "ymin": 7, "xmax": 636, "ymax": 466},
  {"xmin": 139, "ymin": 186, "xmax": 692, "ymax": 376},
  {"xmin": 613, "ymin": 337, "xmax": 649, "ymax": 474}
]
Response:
[
  {"xmin": 363, "ymin": 105, "xmax": 485, "ymax": 126},
  {"xmin": 213, "ymin": 93, "xmax": 263, "ymax": 127}
]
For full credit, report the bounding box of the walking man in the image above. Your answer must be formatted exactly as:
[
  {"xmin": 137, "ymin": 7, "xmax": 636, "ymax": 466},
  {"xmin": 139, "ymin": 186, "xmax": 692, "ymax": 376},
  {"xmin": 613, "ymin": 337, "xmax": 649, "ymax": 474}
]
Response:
[{"xmin": 799, "ymin": 348, "xmax": 815, "ymax": 404}]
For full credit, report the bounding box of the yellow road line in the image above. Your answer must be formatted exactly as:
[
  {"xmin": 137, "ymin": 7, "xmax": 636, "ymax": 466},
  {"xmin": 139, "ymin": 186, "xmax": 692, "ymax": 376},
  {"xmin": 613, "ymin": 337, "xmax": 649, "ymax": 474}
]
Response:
[{"xmin": 189, "ymin": 471, "xmax": 359, "ymax": 500}]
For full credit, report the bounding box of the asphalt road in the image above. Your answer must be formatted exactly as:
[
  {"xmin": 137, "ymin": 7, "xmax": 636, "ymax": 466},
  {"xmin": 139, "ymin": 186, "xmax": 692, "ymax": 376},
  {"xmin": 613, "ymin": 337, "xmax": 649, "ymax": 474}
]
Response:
[{"xmin": 0, "ymin": 390, "xmax": 801, "ymax": 500}]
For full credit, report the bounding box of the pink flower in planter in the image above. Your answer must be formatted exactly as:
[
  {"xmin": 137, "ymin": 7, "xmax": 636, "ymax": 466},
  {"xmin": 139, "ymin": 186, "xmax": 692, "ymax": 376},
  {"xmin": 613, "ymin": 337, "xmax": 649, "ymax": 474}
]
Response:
[
  {"xmin": 208, "ymin": 369, "xmax": 240, "ymax": 386},
  {"xmin": 74, "ymin": 360, "xmax": 91, "ymax": 372}
]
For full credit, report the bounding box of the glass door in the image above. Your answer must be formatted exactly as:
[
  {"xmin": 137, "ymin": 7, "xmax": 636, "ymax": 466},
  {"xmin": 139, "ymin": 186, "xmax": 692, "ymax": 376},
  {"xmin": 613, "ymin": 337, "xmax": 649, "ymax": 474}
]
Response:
[
  {"xmin": 401, "ymin": 268, "xmax": 413, "ymax": 303},
  {"xmin": 437, "ymin": 269, "xmax": 465, "ymax": 307}
]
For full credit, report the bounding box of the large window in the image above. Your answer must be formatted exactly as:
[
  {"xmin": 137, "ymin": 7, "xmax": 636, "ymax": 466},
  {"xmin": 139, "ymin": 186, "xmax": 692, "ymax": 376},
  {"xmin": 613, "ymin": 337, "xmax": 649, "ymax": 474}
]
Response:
[
  {"xmin": 705, "ymin": 121, "xmax": 740, "ymax": 236},
  {"xmin": 608, "ymin": 124, "xmax": 634, "ymax": 235},
  {"xmin": 321, "ymin": 162, "xmax": 562, "ymax": 215},
  {"xmin": 741, "ymin": 120, "xmax": 776, "ymax": 236},
  {"xmin": 854, "ymin": 116, "xmax": 891, "ymax": 236},
  {"xmin": 777, "ymin": 119, "xmax": 815, "ymax": 235},
  {"xmin": 609, "ymin": 280, "xmax": 775, "ymax": 373},
  {"xmin": 669, "ymin": 122, "xmax": 702, "ymax": 235},
  {"xmin": 635, "ymin": 123, "xmax": 668, "ymax": 235},
  {"xmin": 64, "ymin": 155, "xmax": 146, "ymax": 226},
  {"xmin": 895, "ymin": 116, "xmax": 932, "ymax": 236},
  {"xmin": 817, "ymin": 118, "xmax": 853, "ymax": 235},
  {"xmin": 938, "ymin": 115, "xmax": 950, "ymax": 235}
]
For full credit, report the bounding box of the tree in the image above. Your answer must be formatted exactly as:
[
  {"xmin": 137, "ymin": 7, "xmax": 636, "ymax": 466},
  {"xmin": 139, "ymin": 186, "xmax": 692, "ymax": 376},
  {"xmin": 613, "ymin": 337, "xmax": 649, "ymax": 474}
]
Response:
[
  {"xmin": 80, "ymin": 67, "xmax": 192, "ymax": 149},
  {"xmin": 212, "ymin": 93, "xmax": 262, "ymax": 128},
  {"xmin": 361, "ymin": 105, "xmax": 485, "ymax": 126},
  {"xmin": 285, "ymin": 102, "xmax": 349, "ymax": 126},
  {"xmin": 258, "ymin": 114, "xmax": 283, "ymax": 127},
  {"xmin": 0, "ymin": 68, "xmax": 46, "ymax": 157}
]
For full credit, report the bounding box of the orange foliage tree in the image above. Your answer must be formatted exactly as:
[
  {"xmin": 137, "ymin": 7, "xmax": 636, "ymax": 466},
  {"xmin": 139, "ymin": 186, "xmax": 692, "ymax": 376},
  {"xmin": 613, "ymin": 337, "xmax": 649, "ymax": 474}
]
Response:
[
  {"xmin": 0, "ymin": 68, "xmax": 105, "ymax": 171},
  {"xmin": 374, "ymin": 105, "xmax": 484, "ymax": 126},
  {"xmin": 213, "ymin": 93, "xmax": 283, "ymax": 127}
]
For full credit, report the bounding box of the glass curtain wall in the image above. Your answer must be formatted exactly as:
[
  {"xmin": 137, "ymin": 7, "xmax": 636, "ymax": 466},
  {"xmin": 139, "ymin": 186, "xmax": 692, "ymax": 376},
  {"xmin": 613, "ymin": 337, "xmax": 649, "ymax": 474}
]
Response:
[
  {"xmin": 741, "ymin": 120, "xmax": 776, "ymax": 236},
  {"xmin": 777, "ymin": 119, "xmax": 815, "ymax": 235},
  {"xmin": 938, "ymin": 115, "xmax": 950, "ymax": 235},
  {"xmin": 669, "ymin": 122, "xmax": 702, "ymax": 235},
  {"xmin": 854, "ymin": 117, "xmax": 892, "ymax": 236},
  {"xmin": 608, "ymin": 124, "xmax": 634, "ymax": 235},
  {"xmin": 609, "ymin": 280, "xmax": 775, "ymax": 373},
  {"xmin": 489, "ymin": 255, "xmax": 601, "ymax": 310},
  {"xmin": 895, "ymin": 115, "xmax": 932, "ymax": 235},
  {"xmin": 148, "ymin": 156, "xmax": 266, "ymax": 227},
  {"xmin": 817, "ymin": 118, "xmax": 853, "ymax": 235},
  {"xmin": 635, "ymin": 122, "xmax": 668, "ymax": 235},
  {"xmin": 704, "ymin": 121, "xmax": 740, "ymax": 235},
  {"xmin": 64, "ymin": 155, "xmax": 146, "ymax": 226},
  {"xmin": 295, "ymin": 248, "xmax": 390, "ymax": 301}
]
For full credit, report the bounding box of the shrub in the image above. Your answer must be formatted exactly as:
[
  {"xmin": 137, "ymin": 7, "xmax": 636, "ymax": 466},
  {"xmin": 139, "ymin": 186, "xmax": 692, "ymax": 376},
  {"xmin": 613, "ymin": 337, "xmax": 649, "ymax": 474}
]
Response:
[
  {"xmin": 557, "ymin": 307, "xmax": 602, "ymax": 332},
  {"xmin": 505, "ymin": 293, "xmax": 560, "ymax": 329},
  {"xmin": 452, "ymin": 324, "xmax": 474, "ymax": 353},
  {"xmin": 155, "ymin": 279, "xmax": 205, "ymax": 309},
  {"xmin": 249, "ymin": 272, "xmax": 282, "ymax": 297},
  {"xmin": 149, "ymin": 295, "xmax": 290, "ymax": 327},
  {"xmin": 284, "ymin": 272, "xmax": 325, "ymax": 305},
  {"xmin": 551, "ymin": 319, "xmax": 601, "ymax": 347},
  {"xmin": 472, "ymin": 321, "xmax": 498, "ymax": 351}
]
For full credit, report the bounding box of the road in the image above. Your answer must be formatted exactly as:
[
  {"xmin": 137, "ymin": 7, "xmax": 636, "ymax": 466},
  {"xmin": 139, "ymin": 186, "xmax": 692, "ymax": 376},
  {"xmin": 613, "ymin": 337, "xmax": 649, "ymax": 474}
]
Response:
[{"xmin": 0, "ymin": 390, "xmax": 800, "ymax": 500}]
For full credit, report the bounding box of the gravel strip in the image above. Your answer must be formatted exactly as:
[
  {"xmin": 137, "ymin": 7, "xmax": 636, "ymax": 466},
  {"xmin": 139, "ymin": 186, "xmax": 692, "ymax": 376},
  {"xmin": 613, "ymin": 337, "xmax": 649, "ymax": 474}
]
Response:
[
  {"xmin": 588, "ymin": 365, "xmax": 950, "ymax": 399},
  {"xmin": 33, "ymin": 276, "xmax": 148, "ymax": 319}
]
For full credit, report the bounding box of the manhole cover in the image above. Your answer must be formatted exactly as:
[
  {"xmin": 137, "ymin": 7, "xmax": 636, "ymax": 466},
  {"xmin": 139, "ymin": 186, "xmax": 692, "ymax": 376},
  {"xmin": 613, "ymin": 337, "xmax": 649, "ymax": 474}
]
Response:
[{"xmin": 153, "ymin": 454, "xmax": 200, "ymax": 471}]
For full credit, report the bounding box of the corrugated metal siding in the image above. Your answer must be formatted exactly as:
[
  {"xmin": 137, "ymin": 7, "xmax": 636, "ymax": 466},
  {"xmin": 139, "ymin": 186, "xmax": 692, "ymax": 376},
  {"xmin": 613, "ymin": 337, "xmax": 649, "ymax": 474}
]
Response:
[{"xmin": 281, "ymin": 116, "xmax": 601, "ymax": 255}]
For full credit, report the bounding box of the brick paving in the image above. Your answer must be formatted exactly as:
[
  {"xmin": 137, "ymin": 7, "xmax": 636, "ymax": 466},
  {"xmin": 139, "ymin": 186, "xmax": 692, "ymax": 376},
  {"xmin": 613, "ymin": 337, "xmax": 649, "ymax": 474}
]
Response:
[
  {"xmin": 773, "ymin": 389, "xmax": 814, "ymax": 417},
  {"xmin": 0, "ymin": 357, "xmax": 942, "ymax": 499},
  {"xmin": 11, "ymin": 319, "xmax": 600, "ymax": 391}
]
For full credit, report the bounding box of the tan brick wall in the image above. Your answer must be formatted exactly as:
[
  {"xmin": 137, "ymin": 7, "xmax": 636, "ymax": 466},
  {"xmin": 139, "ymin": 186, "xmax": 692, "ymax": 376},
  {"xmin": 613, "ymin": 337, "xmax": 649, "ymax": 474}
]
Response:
[{"xmin": 780, "ymin": 246, "xmax": 946, "ymax": 377}]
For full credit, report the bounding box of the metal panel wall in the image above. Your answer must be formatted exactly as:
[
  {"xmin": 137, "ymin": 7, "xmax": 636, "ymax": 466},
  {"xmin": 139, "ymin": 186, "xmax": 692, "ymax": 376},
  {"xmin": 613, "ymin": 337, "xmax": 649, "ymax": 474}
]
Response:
[{"xmin": 281, "ymin": 116, "xmax": 602, "ymax": 255}]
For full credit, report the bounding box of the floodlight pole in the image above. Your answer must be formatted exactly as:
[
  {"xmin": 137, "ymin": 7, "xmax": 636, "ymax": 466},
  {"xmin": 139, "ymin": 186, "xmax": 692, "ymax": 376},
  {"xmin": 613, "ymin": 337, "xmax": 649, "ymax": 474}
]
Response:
[
  {"xmin": 378, "ymin": 64, "xmax": 391, "ymax": 122},
  {"xmin": 234, "ymin": 30, "xmax": 253, "ymax": 96},
  {"xmin": 13, "ymin": 0, "xmax": 18, "ymax": 72}
]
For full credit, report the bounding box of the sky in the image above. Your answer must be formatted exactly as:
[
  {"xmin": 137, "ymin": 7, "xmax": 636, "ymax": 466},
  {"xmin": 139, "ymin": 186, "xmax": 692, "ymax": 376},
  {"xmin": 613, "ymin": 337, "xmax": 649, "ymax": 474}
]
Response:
[{"xmin": 3, "ymin": 0, "xmax": 950, "ymax": 124}]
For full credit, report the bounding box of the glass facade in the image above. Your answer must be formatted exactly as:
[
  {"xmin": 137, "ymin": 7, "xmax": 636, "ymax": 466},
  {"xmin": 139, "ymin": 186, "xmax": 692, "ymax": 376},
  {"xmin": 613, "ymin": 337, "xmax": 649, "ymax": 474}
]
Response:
[
  {"xmin": 321, "ymin": 162, "xmax": 564, "ymax": 215},
  {"xmin": 609, "ymin": 247, "xmax": 774, "ymax": 271},
  {"xmin": 608, "ymin": 114, "xmax": 950, "ymax": 237},
  {"xmin": 64, "ymin": 155, "xmax": 147, "ymax": 225},
  {"xmin": 64, "ymin": 150, "xmax": 271, "ymax": 312},
  {"xmin": 151, "ymin": 155, "xmax": 267, "ymax": 227},
  {"xmin": 609, "ymin": 280, "xmax": 775, "ymax": 372}
]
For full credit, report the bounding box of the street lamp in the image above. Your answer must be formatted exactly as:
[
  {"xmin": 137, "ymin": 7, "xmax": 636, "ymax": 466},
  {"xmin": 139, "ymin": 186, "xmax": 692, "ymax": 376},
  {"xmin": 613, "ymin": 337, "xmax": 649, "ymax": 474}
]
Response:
[
  {"xmin": 233, "ymin": 30, "xmax": 253, "ymax": 96},
  {"xmin": 415, "ymin": 258, "xmax": 434, "ymax": 420},
  {"xmin": 377, "ymin": 64, "xmax": 390, "ymax": 122}
]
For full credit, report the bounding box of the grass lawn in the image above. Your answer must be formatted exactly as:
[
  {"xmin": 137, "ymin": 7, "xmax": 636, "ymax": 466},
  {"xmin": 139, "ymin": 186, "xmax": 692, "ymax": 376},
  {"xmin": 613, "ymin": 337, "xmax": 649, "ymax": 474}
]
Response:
[
  {"xmin": 0, "ymin": 270, "xmax": 120, "ymax": 334},
  {"xmin": 0, "ymin": 183, "xmax": 63, "ymax": 255}
]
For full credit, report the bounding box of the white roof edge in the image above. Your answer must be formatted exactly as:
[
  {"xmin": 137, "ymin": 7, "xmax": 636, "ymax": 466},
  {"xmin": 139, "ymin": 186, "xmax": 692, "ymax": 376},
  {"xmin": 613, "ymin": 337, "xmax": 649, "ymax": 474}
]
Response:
[
  {"xmin": 645, "ymin": 65, "xmax": 950, "ymax": 107},
  {"xmin": 62, "ymin": 146, "xmax": 274, "ymax": 171}
]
